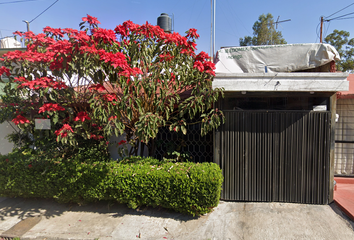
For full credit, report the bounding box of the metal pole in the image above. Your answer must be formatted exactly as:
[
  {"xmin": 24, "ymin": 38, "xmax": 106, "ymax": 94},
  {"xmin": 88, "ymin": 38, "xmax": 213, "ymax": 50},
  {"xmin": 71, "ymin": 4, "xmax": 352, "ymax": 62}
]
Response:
[
  {"xmin": 210, "ymin": 0, "xmax": 213, "ymax": 61},
  {"xmin": 213, "ymin": 0, "xmax": 216, "ymax": 59},
  {"xmin": 23, "ymin": 20, "xmax": 30, "ymax": 32},
  {"xmin": 320, "ymin": 16, "xmax": 323, "ymax": 43},
  {"xmin": 172, "ymin": 13, "xmax": 174, "ymax": 33}
]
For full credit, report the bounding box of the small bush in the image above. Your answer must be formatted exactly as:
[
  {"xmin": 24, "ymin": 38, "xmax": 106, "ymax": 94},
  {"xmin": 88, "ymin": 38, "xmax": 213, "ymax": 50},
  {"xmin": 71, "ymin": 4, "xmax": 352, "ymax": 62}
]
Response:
[{"xmin": 0, "ymin": 153, "xmax": 223, "ymax": 216}]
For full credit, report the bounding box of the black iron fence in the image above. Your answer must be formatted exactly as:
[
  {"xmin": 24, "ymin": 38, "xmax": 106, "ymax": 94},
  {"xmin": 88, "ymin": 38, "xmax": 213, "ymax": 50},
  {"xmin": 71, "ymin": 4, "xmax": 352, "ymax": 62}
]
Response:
[{"xmin": 154, "ymin": 123, "xmax": 213, "ymax": 163}]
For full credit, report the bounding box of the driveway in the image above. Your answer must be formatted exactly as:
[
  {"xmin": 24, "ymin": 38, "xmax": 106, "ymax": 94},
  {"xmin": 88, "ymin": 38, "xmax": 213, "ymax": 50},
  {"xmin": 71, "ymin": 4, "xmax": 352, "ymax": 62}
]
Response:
[{"xmin": 0, "ymin": 197, "xmax": 353, "ymax": 240}]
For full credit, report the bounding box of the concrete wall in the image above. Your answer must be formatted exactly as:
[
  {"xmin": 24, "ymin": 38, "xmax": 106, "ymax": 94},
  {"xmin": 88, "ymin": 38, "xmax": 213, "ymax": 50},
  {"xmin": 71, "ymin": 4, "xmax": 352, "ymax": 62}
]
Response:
[
  {"xmin": 213, "ymin": 73, "xmax": 349, "ymax": 92},
  {"xmin": 0, "ymin": 121, "xmax": 147, "ymax": 159},
  {"xmin": 0, "ymin": 121, "xmax": 17, "ymax": 155}
]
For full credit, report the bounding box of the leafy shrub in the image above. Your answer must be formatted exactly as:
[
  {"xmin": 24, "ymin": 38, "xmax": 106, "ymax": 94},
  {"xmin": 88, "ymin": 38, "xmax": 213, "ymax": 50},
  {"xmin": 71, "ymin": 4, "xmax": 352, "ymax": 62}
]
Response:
[{"xmin": 0, "ymin": 153, "xmax": 223, "ymax": 216}]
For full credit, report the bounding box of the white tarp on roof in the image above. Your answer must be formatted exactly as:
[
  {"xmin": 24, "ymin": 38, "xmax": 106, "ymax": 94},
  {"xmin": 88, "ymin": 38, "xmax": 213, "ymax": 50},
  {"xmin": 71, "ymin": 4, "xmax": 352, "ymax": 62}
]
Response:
[
  {"xmin": 0, "ymin": 37, "xmax": 21, "ymax": 49},
  {"xmin": 215, "ymin": 43, "xmax": 340, "ymax": 73}
]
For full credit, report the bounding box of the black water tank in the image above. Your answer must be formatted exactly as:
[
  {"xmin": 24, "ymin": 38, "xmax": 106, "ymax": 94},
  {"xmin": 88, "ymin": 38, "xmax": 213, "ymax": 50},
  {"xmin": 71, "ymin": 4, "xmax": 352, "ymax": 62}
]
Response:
[{"xmin": 157, "ymin": 13, "xmax": 172, "ymax": 33}]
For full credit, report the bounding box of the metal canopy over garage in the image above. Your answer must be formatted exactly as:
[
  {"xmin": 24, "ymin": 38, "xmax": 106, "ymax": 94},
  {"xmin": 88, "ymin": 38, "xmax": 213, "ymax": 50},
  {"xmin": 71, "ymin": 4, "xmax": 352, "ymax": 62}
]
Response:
[{"xmin": 213, "ymin": 44, "xmax": 349, "ymax": 204}]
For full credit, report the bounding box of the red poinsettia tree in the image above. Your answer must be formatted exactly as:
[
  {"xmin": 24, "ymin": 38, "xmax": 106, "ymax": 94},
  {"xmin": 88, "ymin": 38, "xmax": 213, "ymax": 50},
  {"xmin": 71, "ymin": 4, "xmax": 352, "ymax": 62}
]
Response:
[{"xmin": 0, "ymin": 15, "xmax": 223, "ymax": 157}]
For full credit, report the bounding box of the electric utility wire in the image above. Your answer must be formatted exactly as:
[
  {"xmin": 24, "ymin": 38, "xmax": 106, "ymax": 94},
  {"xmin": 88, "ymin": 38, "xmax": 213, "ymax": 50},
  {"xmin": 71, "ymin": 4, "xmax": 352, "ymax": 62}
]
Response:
[
  {"xmin": 333, "ymin": 16, "xmax": 354, "ymax": 20},
  {"xmin": 317, "ymin": 21, "xmax": 331, "ymax": 42},
  {"xmin": 219, "ymin": 0, "xmax": 238, "ymax": 38},
  {"xmin": 0, "ymin": 28, "xmax": 17, "ymax": 31},
  {"xmin": 191, "ymin": 0, "xmax": 208, "ymax": 30},
  {"xmin": 225, "ymin": 0, "xmax": 252, "ymax": 35},
  {"xmin": 324, "ymin": 21, "xmax": 331, "ymax": 37},
  {"xmin": 0, "ymin": 0, "xmax": 37, "ymax": 5},
  {"xmin": 187, "ymin": 0, "xmax": 199, "ymax": 25},
  {"xmin": 29, "ymin": 0, "xmax": 59, "ymax": 23},
  {"xmin": 325, "ymin": 2, "xmax": 354, "ymax": 19},
  {"xmin": 326, "ymin": 11, "xmax": 354, "ymax": 21}
]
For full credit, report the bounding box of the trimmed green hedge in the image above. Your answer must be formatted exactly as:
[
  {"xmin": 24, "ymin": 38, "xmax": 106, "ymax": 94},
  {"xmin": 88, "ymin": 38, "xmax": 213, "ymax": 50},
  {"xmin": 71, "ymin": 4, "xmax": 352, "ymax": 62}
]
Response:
[{"xmin": 0, "ymin": 152, "xmax": 223, "ymax": 216}]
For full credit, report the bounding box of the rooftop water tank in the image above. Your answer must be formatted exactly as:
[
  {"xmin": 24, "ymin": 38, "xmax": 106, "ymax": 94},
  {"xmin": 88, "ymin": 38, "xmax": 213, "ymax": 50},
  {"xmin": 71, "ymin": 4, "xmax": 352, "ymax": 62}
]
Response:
[{"xmin": 157, "ymin": 13, "xmax": 172, "ymax": 33}]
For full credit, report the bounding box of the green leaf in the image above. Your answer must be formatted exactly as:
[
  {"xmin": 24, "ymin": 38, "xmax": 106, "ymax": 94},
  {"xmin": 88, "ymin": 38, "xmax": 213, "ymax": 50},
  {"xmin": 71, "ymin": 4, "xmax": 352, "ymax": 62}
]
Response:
[
  {"xmin": 181, "ymin": 125, "xmax": 187, "ymax": 135},
  {"xmin": 53, "ymin": 115, "xmax": 59, "ymax": 125}
]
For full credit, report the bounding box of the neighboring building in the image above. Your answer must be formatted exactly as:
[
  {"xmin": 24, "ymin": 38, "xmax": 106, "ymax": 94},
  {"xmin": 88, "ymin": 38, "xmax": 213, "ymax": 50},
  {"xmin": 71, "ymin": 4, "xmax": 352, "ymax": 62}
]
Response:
[
  {"xmin": 212, "ymin": 43, "xmax": 348, "ymax": 204},
  {"xmin": 335, "ymin": 74, "xmax": 354, "ymax": 176},
  {"xmin": 0, "ymin": 37, "xmax": 22, "ymax": 49}
]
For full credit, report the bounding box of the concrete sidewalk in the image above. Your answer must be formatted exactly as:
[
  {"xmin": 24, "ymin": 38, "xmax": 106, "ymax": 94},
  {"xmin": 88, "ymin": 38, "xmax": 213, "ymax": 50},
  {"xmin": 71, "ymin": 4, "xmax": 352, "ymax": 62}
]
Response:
[{"xmin": 1, "ymin": 197, "xmax": 354, "ymax": 240}]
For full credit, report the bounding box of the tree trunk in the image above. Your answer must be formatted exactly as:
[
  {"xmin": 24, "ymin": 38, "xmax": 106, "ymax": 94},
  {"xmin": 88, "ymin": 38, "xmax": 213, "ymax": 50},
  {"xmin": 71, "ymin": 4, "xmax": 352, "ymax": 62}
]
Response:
[{"xmin": 148, "ymin": 138, "xmax": 156, "ymax": 157}]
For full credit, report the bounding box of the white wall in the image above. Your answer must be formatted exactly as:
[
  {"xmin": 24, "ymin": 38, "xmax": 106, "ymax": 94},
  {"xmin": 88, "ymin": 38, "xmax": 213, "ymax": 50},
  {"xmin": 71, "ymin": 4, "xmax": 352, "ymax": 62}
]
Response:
[
  {"xmin": 0, "ymin": 121, "xmax": 17, "ymax": 155},
  {"xmin": 0, "ymin": 121, "xmax": 148, "ymax": 159}
]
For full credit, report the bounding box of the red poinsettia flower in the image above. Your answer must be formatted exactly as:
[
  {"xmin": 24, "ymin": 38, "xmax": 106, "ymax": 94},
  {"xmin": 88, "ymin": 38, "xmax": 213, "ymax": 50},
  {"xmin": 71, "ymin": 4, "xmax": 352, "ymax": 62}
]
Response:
[
  {"xmin": 13, "ymin": 31, "xmax": 24, "ymax": 37},
  {"xmin": 118, "ymin": 140, "xmax": 127, "ymax": 145},
  {"xmin": 186, "ymin": 28, "xmax": 200, "ymax": 39},
  {"xmin": 103, "ymin": 94, "xmax": 117, "ymax": 102},
  {"xmin": 0, "ymin": 66, "xmax": 11, "ymax": 76},
  {"xmin": 193, "ymin": 61, "xmax": 204, "ymax": 72},
  {"xmin": 203, "ymin": 61, "xmax": 216, "ymax": 76},
  {"xmin": 203, "ymin": 61, "xmax": 216, "ymax": 70},
  {"xmin": 90, "ymin": 134, "xmax": 104, "ymax": 140},
  {"xmin": 115, "ymin": 20, "xmax": 139, "ymax": 37},
  {"xmin": 108, "ymin": 115, "xmax": 117, "ymax": 121},
  {"xmin": 170, "ymin": 72, "xmax": 176, "ymax": 81},
  {"xmin": 20, "ymin": 77, "xmax": 68, "ymax": 90},
  {"xmin": 43, "ymin": 26, "xmax": 64, "ymax": 37},
  {"xmin": 159, "ymin": 53, "xmax": 174, "ymax": 62},
  {"xmin": 54, "ymin": 124, "xmax": 74, "ymax": 138},
  {"xmin": 88, "ymin": 84, "xmax": 106, "ymax": 92},
  {"xmin": 196, "ymin": 51, "xmax": 210, "ymax": 62},
  {"xmin": 99, "ymin": 51, "xmax": 128, "ymax": 69},
  {"xmin": 92, "ymin": 28, "xmax": 117, "ymax": 44},
  {"xmin": 82, "ymin": 14, "xmax": 101, "ymax": 25},
  {"xmin": 74, "ymin": 111, "xmax": 91, "ymax": 122},
  {"xmin": 62, "ymin": 28, "xmax": 78, "ymax": 35},
  {"xmin": 38, "ymin": 103, "xmax": 65, "ymax": 113},
  {"xmin": 12, "ymin": 115, "xmax": 30, "ymax": 125}
]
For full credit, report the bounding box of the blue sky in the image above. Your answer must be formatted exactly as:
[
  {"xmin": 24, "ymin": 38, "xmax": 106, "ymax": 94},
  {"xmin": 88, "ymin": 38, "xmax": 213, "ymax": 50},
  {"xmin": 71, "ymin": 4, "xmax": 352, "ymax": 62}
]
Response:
[{"xmin": 1, "ymin": 0, "xmax": 354, "ymax": 57}]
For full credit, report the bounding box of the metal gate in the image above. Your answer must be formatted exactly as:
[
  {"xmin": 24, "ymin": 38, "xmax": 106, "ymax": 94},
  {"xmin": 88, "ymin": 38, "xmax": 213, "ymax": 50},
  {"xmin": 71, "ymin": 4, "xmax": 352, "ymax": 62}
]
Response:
[
  {"xmin": 215, "ymin": 111, "xmax": 331, "ymax": 204},
  {"xmin": 335, "ymin": 99, "xmax": 354, "ymax": 176}
]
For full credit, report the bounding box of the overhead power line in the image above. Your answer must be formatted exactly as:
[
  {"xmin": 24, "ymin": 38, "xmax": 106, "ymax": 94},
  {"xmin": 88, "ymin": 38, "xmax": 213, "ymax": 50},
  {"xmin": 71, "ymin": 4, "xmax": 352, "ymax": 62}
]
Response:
[
  {"xmin": 319, "ymin": 3, "xmax": 354, "ymax": 42},
  {"xmin": 326, "ymin": 11, "xmax": 354, "ymax": 21},
  {"xmin": 333, "ymin": 16, "xmax": 354, "ymax": 20},
  {"xmin": 0, "ymin": 28, "xmax": 17, "ymax": 32},
  {"xmin": 325, "ymin": 2, "xmax": 354, "ymax": 19},
  {"xmin": 0, "ymin": 0, "xmax": 38, "ymax": 5},
  {"xmin": 29, "ymin": 0, "xmax": 59, "ymax": 23}
]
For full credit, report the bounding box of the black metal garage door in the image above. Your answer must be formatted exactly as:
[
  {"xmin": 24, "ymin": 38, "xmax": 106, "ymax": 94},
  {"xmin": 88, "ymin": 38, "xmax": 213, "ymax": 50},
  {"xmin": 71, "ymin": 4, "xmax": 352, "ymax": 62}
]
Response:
[{"xmin": 215, "ymin": 110, "xmax": 331, "ymax": 204}]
